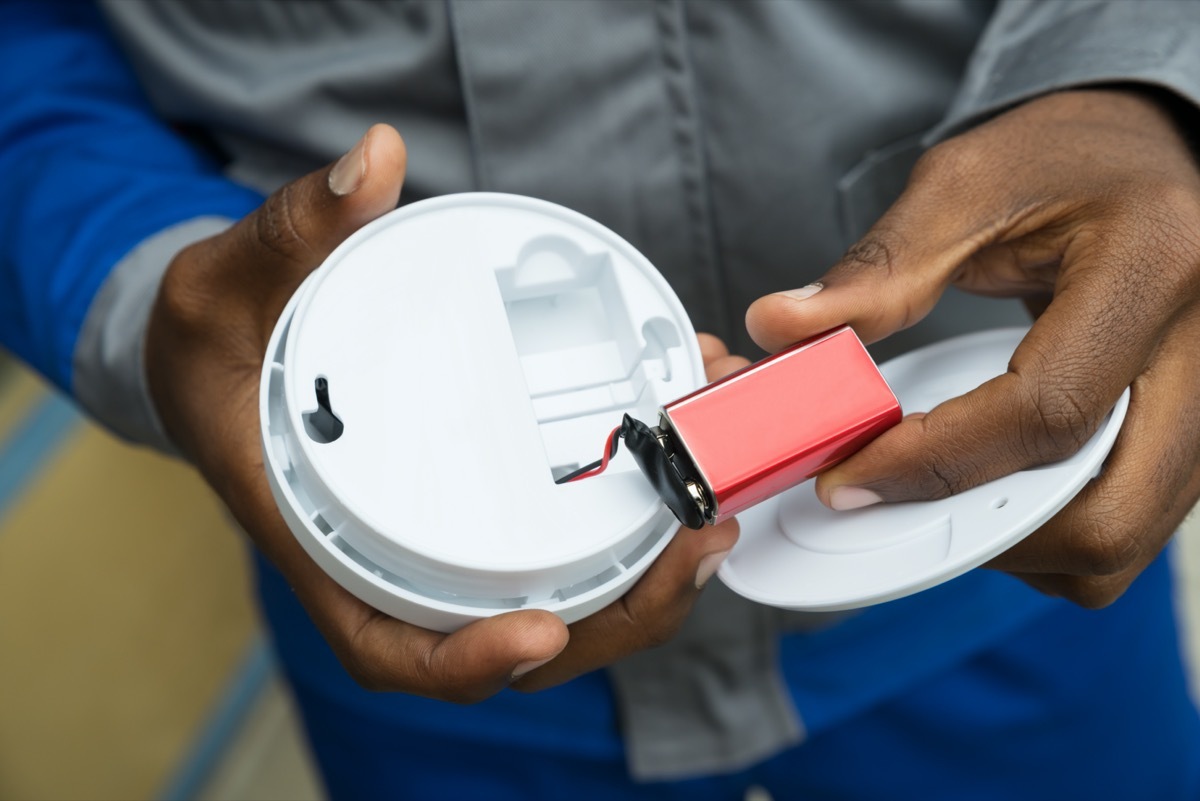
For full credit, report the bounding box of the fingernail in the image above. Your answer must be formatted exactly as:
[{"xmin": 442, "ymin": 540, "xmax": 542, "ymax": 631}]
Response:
[
  {"xmin": 329, "ymin": 134, "xmax": 367, "ymax": 196},
  {"xmin": 695, "ymin": 550, "xmax": 730, "ymax": 589},
  {"xmin": 780, "ymin": 283, "xmax": 823, "ymax": 302},
  {"xmin": 829, "ymin": 486, "xmax": 883, "ymax": 511},
  {"xmin": 511, "ymin": 656, "xmax": 554, "ymax": 681}
]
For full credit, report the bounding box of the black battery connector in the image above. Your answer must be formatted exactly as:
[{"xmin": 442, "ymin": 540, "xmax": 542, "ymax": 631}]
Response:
[{"xmin": 554, "ymin": 414, "xmax": 705, "ymax": 530}]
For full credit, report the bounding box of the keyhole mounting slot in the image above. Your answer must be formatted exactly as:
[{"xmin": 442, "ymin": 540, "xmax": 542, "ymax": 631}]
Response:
[{"xmin": 303, "ymin": 376, "xmax": 344, "ymax": 443}]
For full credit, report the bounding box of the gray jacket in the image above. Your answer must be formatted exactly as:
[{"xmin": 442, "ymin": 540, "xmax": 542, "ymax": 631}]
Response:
[{"xmin": 84, "ymin": 0, "xmax": 1200, "ymax": 780}]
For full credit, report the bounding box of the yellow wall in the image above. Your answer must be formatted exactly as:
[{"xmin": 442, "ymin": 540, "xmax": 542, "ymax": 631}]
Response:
[{"xmin": 0, "ymin": 366, "xmax": 258, "ymax": 801}]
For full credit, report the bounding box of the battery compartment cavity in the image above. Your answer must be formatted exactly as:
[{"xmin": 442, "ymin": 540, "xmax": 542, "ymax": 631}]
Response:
[{"xmin": 494, "ymin": 235, "xmax": 682, "ymax": 481}]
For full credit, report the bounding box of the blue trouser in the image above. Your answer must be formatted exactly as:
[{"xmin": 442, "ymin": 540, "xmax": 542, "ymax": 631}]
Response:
[{"xmin": 256, "ymin": 549, "xmax": 1200, "ymax": 800}]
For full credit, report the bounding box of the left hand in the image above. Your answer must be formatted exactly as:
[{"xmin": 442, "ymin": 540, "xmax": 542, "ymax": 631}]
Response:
[
  {"xmin": 145, "ymin": 120, "xmax": 746, "ymax": 696},
  {"xmin": 746, "ymin": 88, "xmax": 1200, "ymax": 608}
]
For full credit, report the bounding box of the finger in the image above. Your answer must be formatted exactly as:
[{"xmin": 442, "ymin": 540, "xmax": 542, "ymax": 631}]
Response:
[
  {"xmin": 745, "ymin": 189, "xmax": 984, "ymax": 353},
  {"xmin": 343, "ymin": 608, "xmax": 569, "ymax": 702},
  {"xmin": 242, "ymin": 122, "xmax": 406, "ymax": 267},
  {"xmin": 512, "ymin": 517, "xmax": 740, "ymax": 691},
  {"xmin": 697, "ymin": 332, "xmax": 730, "ymax": 367},
  {"xmin": 984, "ymin": 319, "xmax": 1200, "ymax": 607},
  {"xmin": 217, "ymin": 124, "xmax": 407, "ymax": 322},
  {"xmin": 813, "ymin": 254, "xmax": 1164, "ymax": 508},
  {"xmin": 706, "ymin": 354, "xmax": 752, "ymax": 382},
  {"xmin": 230, "ymin": 470, "xmax": 567, "ymax": 701},
  {"xmin": 256, "ymin": 493, "xmax": 567, "ymax": 704},
  {"xmin": 305, "ymin": 556, "xmax": 568, "ymax": 701}
]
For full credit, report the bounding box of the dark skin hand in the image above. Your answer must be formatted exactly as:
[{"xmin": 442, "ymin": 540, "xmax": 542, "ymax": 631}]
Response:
[
  {"xmin": 747, "ymin": 88, "xmax": 1200, "ymax": 608},
  {"xmin": 145, "ymin": 124, "xmax": 745, "ymax": 701}
]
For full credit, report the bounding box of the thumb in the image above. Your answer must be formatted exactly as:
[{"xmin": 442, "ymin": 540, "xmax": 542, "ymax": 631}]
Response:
[
  {"xmin": 745, "ymin": 228, "xmax": 973, "ymax": 354},
  {"xmin": 224, "ymin": 123, "xmax": 407, "ymax": 317},
  {"xmin": 744, "ymin": 162, "xmax": 1007, "ymax": 353}
]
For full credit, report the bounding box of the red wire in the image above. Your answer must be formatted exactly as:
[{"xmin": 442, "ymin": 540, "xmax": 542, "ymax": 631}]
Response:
[{"xmin": 565, "ymin": 426, "xmax": 621, "ymax": 482}]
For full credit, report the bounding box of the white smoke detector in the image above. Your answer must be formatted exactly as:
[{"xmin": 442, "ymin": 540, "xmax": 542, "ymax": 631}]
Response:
[
  {"xmin": 260, "ymin": 194, "xmax": 704, "ymax": 632},
  {"xmin": 260, "ymin": 193, "xmax": 1129, "ymax": 632}
]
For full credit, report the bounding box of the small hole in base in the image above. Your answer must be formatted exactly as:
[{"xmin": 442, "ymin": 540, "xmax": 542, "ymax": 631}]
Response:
[
  {"xmin": 991, "ymin": 497, "xmax": 1009, "ymax": 510},
  {"xmin": 303, "ymin": 376, "xmax": 344, "ymax": 443}
]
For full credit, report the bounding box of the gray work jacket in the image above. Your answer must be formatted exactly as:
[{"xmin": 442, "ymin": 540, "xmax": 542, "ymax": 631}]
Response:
[{"xmin": 84, "ymin": 0, "xmax": 1200, "ymax": 780}]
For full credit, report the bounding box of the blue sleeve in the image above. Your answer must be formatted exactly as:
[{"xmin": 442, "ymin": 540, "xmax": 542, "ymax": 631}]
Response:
[{"xmin": 0, "ymin": 1, "xmax": 263, "ymax": 392}]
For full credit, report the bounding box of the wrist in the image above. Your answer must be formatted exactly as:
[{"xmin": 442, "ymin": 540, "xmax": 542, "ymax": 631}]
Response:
[
  {"xmin": 74, "ymin": 217, "xmax": 236, "ymax": 453},
  {"xmin": 1017, "ymin": 86, "xmax": 1194, "ymax": 151}
]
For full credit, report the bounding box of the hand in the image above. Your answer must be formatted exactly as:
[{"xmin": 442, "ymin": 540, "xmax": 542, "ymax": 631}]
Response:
[
  {"xmin": 145, "ymin": 124, "xmax": 741, "ymax": 700},
  {"xmin": 746, "ymin": 89, "xmax": 1200, "ymax": 608}
]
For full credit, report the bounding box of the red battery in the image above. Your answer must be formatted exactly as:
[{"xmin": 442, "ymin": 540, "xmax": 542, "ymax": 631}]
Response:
[{"xmin": 660, "ymin": 326, "xmax": 901, "ymax": 525}]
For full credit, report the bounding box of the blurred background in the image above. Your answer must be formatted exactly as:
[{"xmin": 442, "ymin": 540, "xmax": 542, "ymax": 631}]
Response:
[{"xmin": 0, "ymin": 352, "xmax": 1197, "ymax": 801}]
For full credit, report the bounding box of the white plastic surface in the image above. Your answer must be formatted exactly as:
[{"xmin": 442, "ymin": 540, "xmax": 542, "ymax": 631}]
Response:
[
  {"xmin": 260, "ymin": 194, "xmax": 705, "ymax": 632},
  {"xmin": 719, "ymin": 328, "xmax": 1131, "ymax": 612}
]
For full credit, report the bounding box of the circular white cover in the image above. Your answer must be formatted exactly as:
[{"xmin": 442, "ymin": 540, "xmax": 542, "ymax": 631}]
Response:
[
  {"xmin": 719, "ymin": 328, "xmax": 1130, "ymax": 612},
  {"xmin": 260, "ymin": 193, "xmax": 704, "ymax": 632}
]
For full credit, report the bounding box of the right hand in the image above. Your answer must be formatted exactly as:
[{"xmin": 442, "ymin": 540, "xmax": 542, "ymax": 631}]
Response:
[{"xmin": 145, "ymin": 124, "xmax": 741, "ymax": 702}]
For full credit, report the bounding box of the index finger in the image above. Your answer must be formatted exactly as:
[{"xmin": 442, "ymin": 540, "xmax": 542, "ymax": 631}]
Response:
[
  {"xmin": 344, "ymin": 605, "xmax": 569, "ymax": 702},
  {"xmin": 814, "ymin": 266, "xmax": 1156, "ymax": 507},
  {"xmin": 274, "ymin": 533, "xmax": 570, "ymax": 702},
  {"xmin": 697, "ymin": 332, "xmax": 730, "ymax": 366},
  {"xmin": 510, "ymin": 516, "xmax": 740, "ymax": 692}
]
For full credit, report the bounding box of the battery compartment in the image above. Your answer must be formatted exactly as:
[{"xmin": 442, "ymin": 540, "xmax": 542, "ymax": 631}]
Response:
[{"xmin": 494, "ymin": 235, "xmax": 682, "ymax": 481}]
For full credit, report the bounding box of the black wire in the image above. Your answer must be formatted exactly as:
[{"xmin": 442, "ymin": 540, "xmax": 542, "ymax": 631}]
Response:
[
  {"xmin": 554, "ymin": 458, "xmax": 604, "ymax": 484},
  {"xmin": 554, "ymin": 425, "xmax": 624, "ymax": 484}
]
